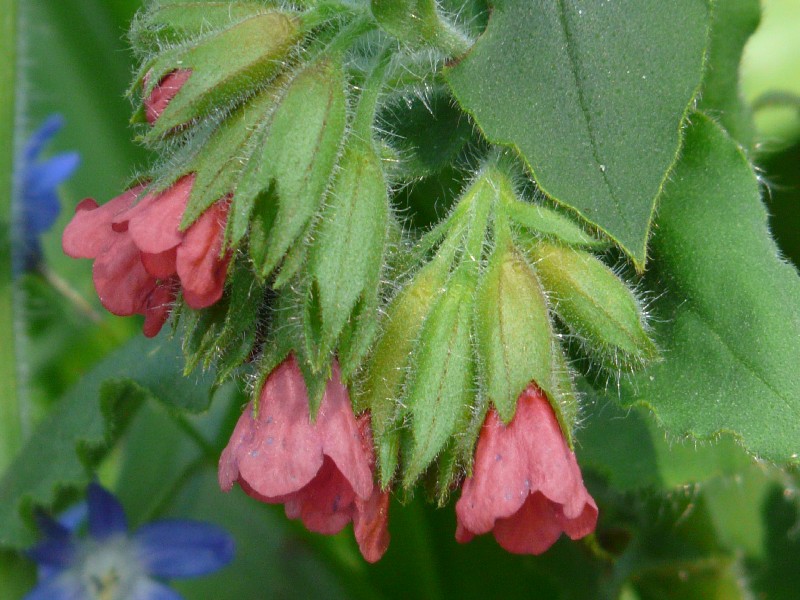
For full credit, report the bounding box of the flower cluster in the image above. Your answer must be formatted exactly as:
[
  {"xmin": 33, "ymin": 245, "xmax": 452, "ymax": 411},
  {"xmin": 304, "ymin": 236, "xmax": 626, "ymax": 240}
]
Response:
[
  {"xmin": 62, "ymin": 175, "xmax": 230, "ymax": 337},
  {"xmin": 26, "ymin": 482, "xmax": 234, "ymax": 600},
  {"xmin": 219, "ymin": 358, "xmax": 596, "ymax": 559}
]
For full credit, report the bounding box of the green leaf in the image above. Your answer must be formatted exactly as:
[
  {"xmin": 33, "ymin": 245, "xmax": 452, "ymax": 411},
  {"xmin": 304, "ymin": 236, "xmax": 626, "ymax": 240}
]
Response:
[
  {"xmin": 0, "ymin": 333, "xmax": 214, "ymax": 548},
  {"xmin": 577, "ymin": 389, "xmax": 752, "ymax": 492},
  {"xmin": 360, "ymin": 251, "xmax": 453, "ymax": 484},
  {"xmin": 403, "ymin": 268, "xmax": 475, "ymax": 486},
  {"xmin": 620, "ymin": 113, "xmax": 800, "ymax": 464},
  {"xmin": 0, "ymin": 0, "xmax": 19, "ymax": 475},
  {"xmin": 474, "ymin": 242, "xmax": 553, "ymax": 423},
  {"xmin": 445, "ymin": 0, "xmax": 709, "ymax": 267},
  {"xmin": 308, "ymin": 138, "xmax": 388, "ymax": 366},
  {"xmin": 697, "ymin": 0, "xmax": 761, "ymax": 149}
]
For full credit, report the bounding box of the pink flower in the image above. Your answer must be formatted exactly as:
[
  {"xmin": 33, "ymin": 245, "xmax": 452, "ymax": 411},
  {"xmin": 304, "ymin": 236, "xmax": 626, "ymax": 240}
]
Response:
[
  {"xmin": 62, "ymin": 175, "xmax": 230, "ymax": 336},
  {"xmin": 455, "ymin": 384, "xmax": 598, "ymax": 555},
  {"xmin": 144, "ymin": 69, "xmax": 192, "ymax": 126},
  {"xmin": 218, "ymin": 356, "xmax": 390, "ymax": 563}
]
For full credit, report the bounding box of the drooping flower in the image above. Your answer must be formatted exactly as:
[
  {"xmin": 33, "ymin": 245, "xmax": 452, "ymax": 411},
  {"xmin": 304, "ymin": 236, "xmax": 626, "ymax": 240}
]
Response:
[
  {"xmin": 219, "ymin": 356, "xmax": 390, "ymax": 562},
  {"xmin": 25, "ymin": 482, "xmax": 234, "ymax": 600},
  {"xmin": 143, "ymin": 69, "xmax": 192, "ymax": 126},
  {"xmin": 62, "ymin": 174, "xmax": 231, "ymax": 336},
  {"xmin": 455, "ymin": 383, "xmax": 598, "ymax": 555},
  {"xmin": 15, "ymin": 114, "xmax": 80, "ymax": 274}
]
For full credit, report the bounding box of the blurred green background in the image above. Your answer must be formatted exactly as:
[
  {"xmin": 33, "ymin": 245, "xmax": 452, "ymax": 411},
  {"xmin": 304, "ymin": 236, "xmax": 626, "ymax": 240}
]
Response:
[{"xmin": 6, "ymin": 0, "xmax": 800, "ymax": 598}]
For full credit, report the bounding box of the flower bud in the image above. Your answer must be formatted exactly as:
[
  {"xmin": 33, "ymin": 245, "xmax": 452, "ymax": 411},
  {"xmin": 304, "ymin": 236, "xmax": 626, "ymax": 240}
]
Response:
[
  {"xmin": 530, "ymin": 242, "xmax": 657, "ymax": 369},
  {"xmin": 143, "ymin": 69, "xmax": 191, "ymax": 126},
  {"xmin": 474, "ymin": 241, "xmax": 556, "ymax": 423},
  {"xmin": 141, "ymin": 11, "xmax": 301, "ymax": 138}
]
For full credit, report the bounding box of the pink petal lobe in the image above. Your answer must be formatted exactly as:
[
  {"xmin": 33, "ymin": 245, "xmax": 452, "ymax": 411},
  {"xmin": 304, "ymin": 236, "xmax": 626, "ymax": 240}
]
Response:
[
  {"xmin": 92, "ymin": 234, "xmax": 155, "ymax": 316},
  {"xmin": 176, "ymin": 200, "xmax": 229, "ymax": 309},
  {"xmin": 142, "ymin": 281, "xmax": 177, "ymax": 338},
  {"xmin": 124, "ymin": 176, "xmax": 194, "ymax": 255},
  {"xmin": 283, "ymin": 457, "xmax": 356, "ymax": 535},
  {"xmin": 353, "ymin": 487, "xmax": 391, "ymax": 563},
  {"xmin": 316, "ymin": 366, "xmax": 374, "ymax": 501},
  {"xmin": 144, "ymin": 69, "xmax": 192, "ymax": 125},
  {"xmin": 62, "ymin": 188, "xmax": 142, "ymax": 258},
  {"xmin": 492, "ymin": 493, "xmax": 565, "ymax": 555},
  {"xmin": 218, "ymin": 357, "xmax": 324, "ymax": 498},
  {"xmin": 141, "ymin": 248, "xmax": 177, "ymax": 279}
]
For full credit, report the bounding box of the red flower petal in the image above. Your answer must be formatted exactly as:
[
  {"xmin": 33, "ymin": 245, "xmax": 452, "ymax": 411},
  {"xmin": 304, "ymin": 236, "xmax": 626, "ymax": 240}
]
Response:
[
  {"xmin": 62, "ymin": 187, "xmax": 142, "ymax": 259},
  {"xmin": 92, "ymin": 233, "xmax": 155, "ymax": 316},
  {"xmin": 144, "ymin": 69, "xmax": 192, "ymax": 126},
  {"xmin": 141, "ymin": 248, "xmax": 178, "ymax": 279},
  {"xmin": 122, "ymin": 176, "xmax": 194, "ymax": 255},
  {"xmin": 176, "ymin": 200, "xmax": 230, "ymax": 310},
  {"xmin": 142, "ymin": 280, "xmax": 178, "ymax": 338},
  {"xmin": 353, "ymin": 487, "xmax": 391, "ymax": 563},
  {"xmin": 218, "ymin": 358, "xmax": 326, "ymax": 498}
]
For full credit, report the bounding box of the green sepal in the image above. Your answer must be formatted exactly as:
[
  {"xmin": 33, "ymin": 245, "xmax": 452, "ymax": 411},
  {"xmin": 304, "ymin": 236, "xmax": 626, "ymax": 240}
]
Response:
[
  {"xmin": 255, "ymin": 286, "xmax": 329, "ymax": 418},
  {"xmin": 402, "ymin": 266, "xmax": 476, "ymax": 488},
  {"xmin": 370, "ymin": 0, "xmax": 470, "ymax": 55},
  {"xmin": 176, "ymin": 84, "xmax": 279, "ymax": 229},
  {"xmin": 433, "ymin": 392, "xmax": 488, "ymax": 506},
  {"xmin": 181, "ymin": 258, "xmax": 264, "ymax": 384},
  {"xmin": 551, "ymin": 345, "xmax": 579, "ymax": 448},
  {"xmin": 359, "ymin": 249, "xmax": 454, "ymax": 485},
  {"xmin": 474, "ymin": 239, "xmax": 555, "ymax": 424},
  {"xmin": 529, "ymin": 242, "xmax": 658, "ymax": 370},
  {"xmin": 130, "ymin": 1, "xmax": 272, "ymax": 53},
  {"xmin": 239, "ymin": 57, "xmax": 348, "ymax": 278},
  {"xmin": 307, "ymin": 137, "xmax": 389, "ymax": 368},
  {"xmin": 139, "ymin": 11, "xmax": 301, "ymax": 138},
  {"xmin": 505, "ymin": 199, "xmax": 605, "ymax": 249}
]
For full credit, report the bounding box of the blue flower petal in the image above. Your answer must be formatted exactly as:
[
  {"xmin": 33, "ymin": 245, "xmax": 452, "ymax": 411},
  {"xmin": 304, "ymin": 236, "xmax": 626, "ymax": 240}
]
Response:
[
  {"xmin": 130, "ymin": 578, "xmax": 186, "ymax": 600},
  {"xmin": 26, "ymin": 537, "xmax": 75, "ymax": 569},
  {"xmin": 34, "ymin": 511, "xmax": 71, "ymax": 541},
  {"xmin": 87, "ymin": 483, "xmax": 128, "ymax": 539},
  {"xmin": 134, "ymin": 520, "xmax": 235, "ymax": 579},
  {"xmin": 23, "ymin": 573, "xmax": 84, "ymax": 600},
  {"xmin": 22, "ymin": 115, "xmax": 65, "ymax": 163},
  {"xmin": 25, "ymin": 153, "xmax": 80, "ymax": 199},
  {"xmin": 57, "ymin": 502, "xmax": 88, "ymax": 533}
]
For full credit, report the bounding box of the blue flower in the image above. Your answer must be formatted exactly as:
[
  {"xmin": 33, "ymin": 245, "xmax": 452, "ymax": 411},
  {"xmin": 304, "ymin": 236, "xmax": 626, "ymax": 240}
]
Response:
[
  {"xmin": 25, "ymin": 483, "xmax": 235, "ymax": 600},
  {"xmin": 15, "ymin": 114, "xmax": 80, "ymax": 274}
]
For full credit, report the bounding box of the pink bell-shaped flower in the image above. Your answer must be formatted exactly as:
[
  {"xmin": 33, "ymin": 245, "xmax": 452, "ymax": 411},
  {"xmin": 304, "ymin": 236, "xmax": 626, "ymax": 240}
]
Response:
[
  {"xmin": 455, "ymin": 383, "xmax": 598, "ymax": 554},
  {"xmin": 62, "ymin": 175, "xmax": 230, "ymax": 336},
  {"xmin": 218, "ymin": 356, "xmax": 390, "ymax": 562}
]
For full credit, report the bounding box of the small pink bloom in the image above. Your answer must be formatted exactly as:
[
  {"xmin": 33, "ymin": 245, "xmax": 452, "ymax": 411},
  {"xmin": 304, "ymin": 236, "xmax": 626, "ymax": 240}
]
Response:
[
  {"xmin": 61, "ymin": 175, "xmax": 230, "ymax": 335},
  {"xmin": 455, "ymin": 384, "xmax": 597, "ymax": 555},
  {"xmin": 219, "ymin": 356, "xmax": 390, "ymax": 563},
  {"xmin": 144, "ymin": 69, "xmax": 192, "ymax": 126}
]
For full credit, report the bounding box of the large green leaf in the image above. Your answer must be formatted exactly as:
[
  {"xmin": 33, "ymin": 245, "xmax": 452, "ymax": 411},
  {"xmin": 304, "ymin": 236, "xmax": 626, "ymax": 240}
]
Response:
[
  {"xmin": 0, "ymin": 333, "xmax": 214, "ymax": 548},
  {"xmin": 445, "ymin": 0, "xmax": 709, "ymax": 267},
  {"xmin": 577, "ymin": 389, "xmax": 752, "ymax": 492},
  {"xmin": 619, "ymin": 113, "xmax": 800, "ymax": 464}
]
